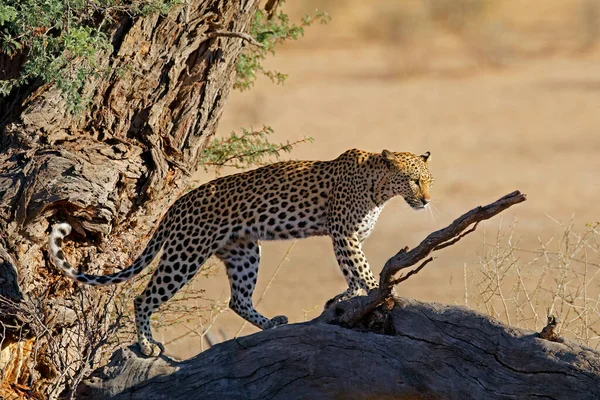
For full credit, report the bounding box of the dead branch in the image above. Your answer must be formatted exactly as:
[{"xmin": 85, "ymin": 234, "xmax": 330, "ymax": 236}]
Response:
[
  {"xmin": 384, "ymin": 191, "xmax": 526, "ymax": 285},
  {"xmin": 389, "ymin": 256, "xmax": 434, "ymax": 286},
  {"xmin": 338, "ymin": 191, "xmax": 527, "ymax": 327}
]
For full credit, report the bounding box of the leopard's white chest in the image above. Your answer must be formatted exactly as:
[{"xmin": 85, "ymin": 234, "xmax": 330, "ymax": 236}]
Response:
[{"xmin": 356, "ymin": 205, "xmax": 385, "ymax": 242}]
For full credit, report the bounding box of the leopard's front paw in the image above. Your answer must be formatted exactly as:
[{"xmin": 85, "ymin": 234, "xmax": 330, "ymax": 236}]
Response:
[
  {"xmin": 324, "ymin": 292, "xmax": 349, "ymax": 310},
  {"xmin": 267, "ymin": 315, "xmax": 288, "ymax": 328},
  {"xmin": 139, "ymin": 340, "xmax": 164, "ymax": 357}
]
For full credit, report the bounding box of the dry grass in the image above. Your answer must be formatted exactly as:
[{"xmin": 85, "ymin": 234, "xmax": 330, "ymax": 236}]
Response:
[
  {"xmin": 0, "ymin": 287, "xmax": 125, "ymax": 399},
  {"xmin": 468, "ymin": 218, "xmax": 600, "ymax": 348},
  {"xmin": 0, "ymin": 257, "xmax": 224, "ymax": 398}
]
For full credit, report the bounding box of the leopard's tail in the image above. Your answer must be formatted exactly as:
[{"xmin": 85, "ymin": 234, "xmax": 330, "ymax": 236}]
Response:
[{"xmin": 49, "ymin": 222, "xmax": 166, "ymax": 286}]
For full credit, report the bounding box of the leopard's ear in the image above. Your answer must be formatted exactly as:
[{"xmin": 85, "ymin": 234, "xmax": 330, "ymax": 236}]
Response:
[
  {"xmin": 382, "ymin": 149, "xmax": 398, "ymax": 166},
  {"xmin": 420, "ymin": 151, "xmax": 431, "ymax": 164}
]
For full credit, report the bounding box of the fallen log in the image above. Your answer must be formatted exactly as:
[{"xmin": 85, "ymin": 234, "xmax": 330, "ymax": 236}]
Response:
[
  {"xmin": 79, "ymin": 298, "xmax": 600, "ymax": 399},
  {"xmin": 77, "ymin": 191, "xmax": 600, "ymax": 399}
]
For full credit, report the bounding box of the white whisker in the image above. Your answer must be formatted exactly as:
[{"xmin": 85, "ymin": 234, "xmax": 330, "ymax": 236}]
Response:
[
  {"xmin": 429, "ymin": 202, "xmax": 442, "ymax": 217},
  {"xmin": 426, "ymin": 204, "xmax": 436, "ymax": 224}
]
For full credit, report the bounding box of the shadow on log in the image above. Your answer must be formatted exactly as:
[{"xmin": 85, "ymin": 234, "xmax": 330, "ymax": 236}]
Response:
[{"xmin": 78, "ymin": 191, "xmax": 600, "ymax": 399}]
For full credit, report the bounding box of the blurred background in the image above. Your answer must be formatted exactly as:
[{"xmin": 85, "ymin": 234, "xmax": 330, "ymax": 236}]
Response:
[{"xmin": 160, "ymin": 0, "xmax": 600, "ymax": 358}]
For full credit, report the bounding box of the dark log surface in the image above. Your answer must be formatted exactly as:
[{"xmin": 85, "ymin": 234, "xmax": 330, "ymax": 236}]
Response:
[{"xmin": 79, "ymin": 298, "xmax": 600, "ymax": 400}]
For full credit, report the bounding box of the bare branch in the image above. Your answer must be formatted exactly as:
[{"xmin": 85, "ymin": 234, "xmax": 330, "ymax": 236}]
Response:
[
  {"xmin": 205, "ymin": 31, "xmax": 265, "ymax": 47},
  {"xmin": 339, "ymin": 191, "xmax": 527, "ymax": 327},
  {"xmin": 434, "ymin": 221, "xmax": 480, "ymax": 251},
  {"xmin": 382, "ymin": 191, "xmax": 526, "ymax": 287},
  {"xmin": 389, "ymin": 257, "xmax": 434, "ymax": 286}
]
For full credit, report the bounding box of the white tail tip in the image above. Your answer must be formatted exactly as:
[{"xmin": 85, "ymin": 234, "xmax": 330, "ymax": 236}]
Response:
[{"xmin": 52, "ymin": 223, "xmax": 72, "ymax": 238}]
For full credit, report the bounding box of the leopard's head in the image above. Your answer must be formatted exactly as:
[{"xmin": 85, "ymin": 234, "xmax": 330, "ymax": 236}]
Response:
[{"xmin": 381, "ymin": 149, "xmax": 434, "ymax": 210}]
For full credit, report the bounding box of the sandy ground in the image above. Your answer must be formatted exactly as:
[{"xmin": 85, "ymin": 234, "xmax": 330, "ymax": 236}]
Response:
[{"xmin": 156, "ymin": 5, "xmax": 600, "ymax": 358}]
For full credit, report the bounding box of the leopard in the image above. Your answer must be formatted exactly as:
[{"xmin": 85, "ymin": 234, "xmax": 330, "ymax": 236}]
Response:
[{"xmin": 49, "ymin": 148, "xmax": 433, "ymax": 357}]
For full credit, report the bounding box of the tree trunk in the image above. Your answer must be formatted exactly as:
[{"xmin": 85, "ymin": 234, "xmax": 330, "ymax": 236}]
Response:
[
  {"xmin": 78, "ymin": 298, "xmax": 600, "ymax": 400},
  {"xmin": 0, "ymin": 1, "xmax": 257, "ymax": 397}
]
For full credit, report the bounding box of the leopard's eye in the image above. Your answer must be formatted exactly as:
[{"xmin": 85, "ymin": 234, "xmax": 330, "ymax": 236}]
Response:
[{"xmin": 414, "ymin": 179, "xmax": 420, "ymax": 185}]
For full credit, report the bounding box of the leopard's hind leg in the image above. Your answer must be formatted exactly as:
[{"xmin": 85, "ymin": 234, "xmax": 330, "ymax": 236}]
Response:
[
  {"xmin": 216, "ymin": 238, "xmax": 288, "ymax": 330},
  {"xmin": 134, "ymin": 241, "xmax": 215, "ymax": 356}
]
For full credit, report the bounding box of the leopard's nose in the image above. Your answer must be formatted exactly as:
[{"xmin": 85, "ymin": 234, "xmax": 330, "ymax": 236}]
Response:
[{"xmin": 421, "ymin": 198, "xmax": 430, "ymax": 206}]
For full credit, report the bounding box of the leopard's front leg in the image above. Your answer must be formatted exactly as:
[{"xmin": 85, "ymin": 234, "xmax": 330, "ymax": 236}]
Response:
[{"xmin": 331, "ymin": 233, "xmax": 379, "ymax": 302}]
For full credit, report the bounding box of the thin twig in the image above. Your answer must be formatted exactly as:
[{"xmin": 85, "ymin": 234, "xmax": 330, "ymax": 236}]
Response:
[
  {"xmin": 205, "ymin": 31, "xmax": 264, "ymax": 47},
  {"xmin": 203, "ymin": 138, "xmax": 311, "ymax": 169},
  {"xmin": 389, "ymin": 257, "xmax": 434, "ymax": 286},
  {"xmin": 434, "ymin": 222, "xmax": 480, "ymax": 251},
  {"xmin": 484, "ymin": 245, "xmax": 600, "ymax": 269}
]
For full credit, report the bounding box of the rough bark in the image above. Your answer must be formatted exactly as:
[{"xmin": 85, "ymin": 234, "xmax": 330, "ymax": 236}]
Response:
[
  {"xmin": 78, "ymin": 298, "xmax": 600, "ymax": 400},
  {"xmin": 0, "ymin": 1, "xmax": 258, "ymax": 397}
]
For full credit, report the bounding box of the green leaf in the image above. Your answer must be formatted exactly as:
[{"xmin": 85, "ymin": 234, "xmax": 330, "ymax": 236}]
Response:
[
  {"xmin": 234, "ymin": 6, "xmax": 330, "ymax": 90},
  {"xmin": 200, "ymin": 126, "xmax": 313, "ymax": 172},
  {"xmin": 0, "ymin": 5, "xmax": 17, "ymax": 26},
  {"xmin": 0, "ymin": 0, "xmax": 177, "ymax": 113}
]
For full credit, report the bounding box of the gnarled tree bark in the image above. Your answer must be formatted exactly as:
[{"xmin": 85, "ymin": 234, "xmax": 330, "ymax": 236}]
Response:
[
  {"xmin": 78, "ymin": 192, "xmax": 600, "ymax": 399},
  {"xmin": 0, "ymin": 1, "xmax": 258, "ymax": 397}
]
